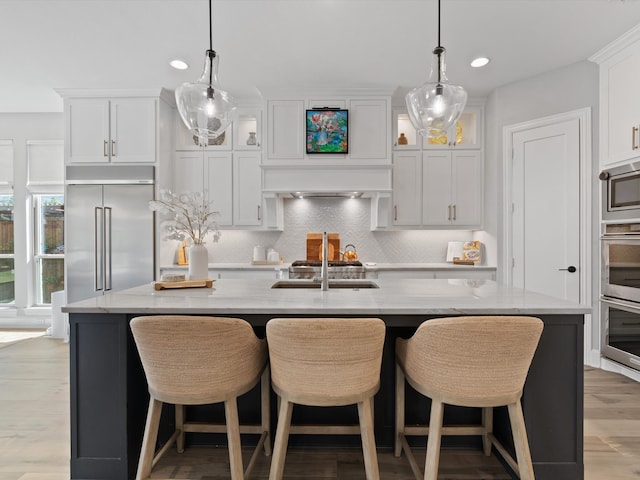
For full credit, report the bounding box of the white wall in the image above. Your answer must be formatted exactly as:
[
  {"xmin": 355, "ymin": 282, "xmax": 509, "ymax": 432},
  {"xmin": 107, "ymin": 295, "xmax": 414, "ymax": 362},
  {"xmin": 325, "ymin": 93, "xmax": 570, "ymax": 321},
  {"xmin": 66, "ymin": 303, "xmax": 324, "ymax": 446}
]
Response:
[
  {"xmin": 483, "ymin": 59, "xmax": 600, "ymax": 359},
  {"xmin": 0, "ymin": 113, "xmax": 64, "ymax": 324},
  {"xmin": 159, "ymin": 198, "xmax": 484, "ymax": 266}
]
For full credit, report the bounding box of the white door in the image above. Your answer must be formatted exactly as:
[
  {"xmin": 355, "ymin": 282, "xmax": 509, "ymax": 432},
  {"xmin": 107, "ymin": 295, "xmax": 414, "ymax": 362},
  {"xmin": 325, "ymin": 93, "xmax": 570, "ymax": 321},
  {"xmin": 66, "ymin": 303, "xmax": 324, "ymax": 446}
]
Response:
[{"xmin": 511, "ymin": 118, "xmax": 580, "ymax": 302}]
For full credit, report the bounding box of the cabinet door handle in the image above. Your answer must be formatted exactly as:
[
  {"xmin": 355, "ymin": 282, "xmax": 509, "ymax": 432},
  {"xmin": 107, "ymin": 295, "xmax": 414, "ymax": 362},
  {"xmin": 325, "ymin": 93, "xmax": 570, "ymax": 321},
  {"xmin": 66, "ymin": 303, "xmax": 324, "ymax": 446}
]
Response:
[
  {"xmin": 447, "ymin": 205, "xmax": 451, "ymax": 221},
  {"xmin": 111, "ymin": 140, "xmax": 116, "ymax": 157},
  {"xmin": 394, "ymin": 205, "xmax": 398, "ymax": 221},
  {"xmin": 453, "ymin": 204, "xmax": 456, "ymax": 221},
  {"xmin": 257, "ymin": 205, "xmax": 261, "ymax": 221},
  {"xmin": 103, "ymin": 140, "xmax": 108, "ymax": 157},
  {"xmin": 633, "ymin": 127, "xmax": 639, "ymax": 150}
]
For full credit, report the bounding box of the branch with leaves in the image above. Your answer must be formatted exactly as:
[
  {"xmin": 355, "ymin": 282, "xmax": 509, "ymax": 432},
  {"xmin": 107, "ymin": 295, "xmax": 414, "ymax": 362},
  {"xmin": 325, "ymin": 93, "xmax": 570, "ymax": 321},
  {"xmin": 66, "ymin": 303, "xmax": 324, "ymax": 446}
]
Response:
[{"xmin": 149, "ymin": 191, "xmax": 221, "ymax": 246}]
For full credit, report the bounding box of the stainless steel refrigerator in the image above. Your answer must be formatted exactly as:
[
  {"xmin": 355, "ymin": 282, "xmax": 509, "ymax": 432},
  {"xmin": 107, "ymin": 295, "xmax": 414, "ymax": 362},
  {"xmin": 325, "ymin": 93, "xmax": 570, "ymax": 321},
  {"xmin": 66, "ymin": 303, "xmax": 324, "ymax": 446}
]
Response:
[{"xmin": 65, "ymin": 165, "xmax": 155, "ymax": 304}]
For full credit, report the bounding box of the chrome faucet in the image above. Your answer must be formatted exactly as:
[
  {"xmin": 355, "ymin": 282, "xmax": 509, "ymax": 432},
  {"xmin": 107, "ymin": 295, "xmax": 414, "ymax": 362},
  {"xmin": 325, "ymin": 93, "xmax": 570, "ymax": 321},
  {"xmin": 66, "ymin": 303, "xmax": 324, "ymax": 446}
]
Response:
[{"xmin": 321, "ymin": 231, "xmax": 329, "ymax": 291}]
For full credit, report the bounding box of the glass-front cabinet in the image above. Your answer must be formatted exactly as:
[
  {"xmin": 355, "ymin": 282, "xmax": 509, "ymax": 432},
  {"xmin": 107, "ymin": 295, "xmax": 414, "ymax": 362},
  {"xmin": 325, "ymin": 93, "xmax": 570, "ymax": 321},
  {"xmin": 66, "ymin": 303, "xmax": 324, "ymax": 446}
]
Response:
[
  {"xmin": 392, "ymin": 105, "xmax": 482, "ymax": 150},
  {"xmin": 233, "ymin": 107, "xmax": 262, "ymax": 150}
]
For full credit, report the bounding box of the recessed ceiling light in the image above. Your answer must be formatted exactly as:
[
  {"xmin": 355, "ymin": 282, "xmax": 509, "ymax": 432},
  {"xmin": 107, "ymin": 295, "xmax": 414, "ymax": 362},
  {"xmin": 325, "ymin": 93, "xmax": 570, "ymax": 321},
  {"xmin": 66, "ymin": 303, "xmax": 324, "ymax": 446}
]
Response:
[
  {"xmin": 170, "ymin": 59, "xmax": 189, "ymax": 70},
  {"xmin": 470, "ymin": 57, "xmax": 490, "ymax": 68}
]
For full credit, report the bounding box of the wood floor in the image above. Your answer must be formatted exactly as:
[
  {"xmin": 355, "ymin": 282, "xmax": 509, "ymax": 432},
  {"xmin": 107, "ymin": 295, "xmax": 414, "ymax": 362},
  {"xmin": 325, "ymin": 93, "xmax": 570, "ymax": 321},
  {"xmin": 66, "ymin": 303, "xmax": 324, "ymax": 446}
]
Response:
[{"xmin": 1, "ymin": 334, "xmax": 639, "ymax": 479}]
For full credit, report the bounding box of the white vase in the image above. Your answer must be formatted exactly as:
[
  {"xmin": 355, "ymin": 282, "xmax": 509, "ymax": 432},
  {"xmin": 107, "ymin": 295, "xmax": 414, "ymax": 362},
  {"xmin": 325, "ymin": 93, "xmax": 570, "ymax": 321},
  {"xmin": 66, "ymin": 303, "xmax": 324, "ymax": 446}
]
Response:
[{"xmin": 188, "ymin": 243, "xmax": 209, "ymax": 280}]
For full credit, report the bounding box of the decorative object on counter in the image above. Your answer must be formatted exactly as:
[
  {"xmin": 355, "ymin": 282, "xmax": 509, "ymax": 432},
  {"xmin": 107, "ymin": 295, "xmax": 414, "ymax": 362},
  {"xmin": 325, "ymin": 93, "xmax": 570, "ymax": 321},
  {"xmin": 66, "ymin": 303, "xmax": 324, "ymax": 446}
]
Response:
[
  {"xmin": 253, "ymin": 245, "xmax": 266, "ymax": 262},
  {"xmin": 246, "ymin": 131, "xmax": 257, "ymax": 145},
  {"xmin": 267, "ymin": 248, "xmax": 281, "ymax": 263},
  {"xmin": 149, "ymin": 190, "xmax": 221, "ymax": 280},
  {"xmin": 153, "ymin": 278, "xmax": 214, "ymax": 290},
  {"xmin": 405, "ymin": 0, "xmax": 467, "ymax": 139},
  {"xmin": 398, "ymin": 133, "xmax": 408, "ymax": 145},
  {"xmin": 160, "ymin": 273, "xmax": 186, "ymax": 283},
  {"xmin": 188, "ymin": 244, "xmax": 209, "ymax": 280},
  {"xmin": 461, "ymin": 240, "xmax": 482, "ymax": 263},
  {"xmin": 342, "ymin": 244, "xmax": 358, "ymax": 262},
  {"xmin": 305, "ymin": 109, "xmax": 349, "ymax": 154},
  {"xmin": 307, "ymin": 233, "xmax": 340, "ymax": 261},
  {"xmin": 177, "ymin": 239, "xmax": 188, "ymax": 265},
  {"xmin": 174, "ymin": 0, "xmax": 237, "ymax": 143}
]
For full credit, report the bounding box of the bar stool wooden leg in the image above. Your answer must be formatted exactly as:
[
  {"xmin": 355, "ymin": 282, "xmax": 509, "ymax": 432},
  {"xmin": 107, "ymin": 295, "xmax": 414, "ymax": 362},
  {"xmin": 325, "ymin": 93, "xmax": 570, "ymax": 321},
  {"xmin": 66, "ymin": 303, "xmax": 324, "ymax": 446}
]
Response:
[
  {"xmin": 175, "ymin": 404, "xmax": 185, "ymax": 453},
  {"xmin": 423, "ymin": 399, "xmax": 444, "ymax": 480},
  {"xmin": 225, "ymin": 398, "xmax": 244, "ymax": 480},
  {"xmin": 508, "ymin": 401, "xmax": 535, "ymax": 480},
  {"xmin": 395, "ymin": 363, "xmax": 405, "ymax": 457},
  {"xmin": 358, "ymin": 397, "xmax": 380, "ymax": 480},
  {"xmin": 269, "ymin": 399, "xmax": 294, "ymax": 480},
  {"xmin": 482, "ymin": 406, "xmax": 493, "ymax": 456},
  {"xmin": 137, "ymin": 397, "xmax": 163, "ymax": 480},
  {"xmin": 261, "ymin": 366, "xmax": 272, "ymax": 456}
]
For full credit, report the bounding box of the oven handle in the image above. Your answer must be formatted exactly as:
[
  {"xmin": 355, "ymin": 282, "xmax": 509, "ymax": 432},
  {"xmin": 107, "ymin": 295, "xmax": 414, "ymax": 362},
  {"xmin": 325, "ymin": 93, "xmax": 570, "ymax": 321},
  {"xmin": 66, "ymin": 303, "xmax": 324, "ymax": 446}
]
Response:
[
  {"xmin": 601, "ymin": 296, "xmax": 640, "ymax": 311},
  {"xmin": 601, "ymin": 235, "xmax": 640, "ymax": 240}
]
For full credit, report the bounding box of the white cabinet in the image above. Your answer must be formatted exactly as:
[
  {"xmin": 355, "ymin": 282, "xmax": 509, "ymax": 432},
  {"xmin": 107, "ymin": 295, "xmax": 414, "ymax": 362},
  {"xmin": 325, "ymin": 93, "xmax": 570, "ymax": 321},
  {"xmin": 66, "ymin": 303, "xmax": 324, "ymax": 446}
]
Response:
[
  {"xmin": 349, "ymin": 99, "xmax": 389, "ymax": 159},
  {"xmin": 423, "ymin": 151, "xmax": 482, "ymax": 227},
  {"xmin": 267, "ymin": 100, "xmax": 305, "ymax": 159},
  {"xmin": 173, "ymin": 151, "xmax": 263, "ymax": 228},
  {"xmin": 366, "ymin": 268, "xmax": 495, "ymax": 280},
  {"xmin": 65, "ymin": 97, "xmax": 157, "ymax": 164},
  {"xmin": 592, "ymin": 30, "xmax": 640, "ymax": 167},
  {"xmin": 392, "ymin": 151, "xmax": 422, "ymax": 225},
  {"xmin": 233, "ymin": 107, "xmax": 262, "ymax": 150},
  {"xmin": 233, "ymin": 152, "xmax": 262, "ymax": 226},
  {"xmin": 393, "ymin": 105, "xmax": 482, "ymax": 151},
  {"xmin": 173, "ymin": 151, "xmax": 233, "ymax": 226},
  {"xmin": 392, "ymin": 151, "xmax": 482, "ymax": 228}
]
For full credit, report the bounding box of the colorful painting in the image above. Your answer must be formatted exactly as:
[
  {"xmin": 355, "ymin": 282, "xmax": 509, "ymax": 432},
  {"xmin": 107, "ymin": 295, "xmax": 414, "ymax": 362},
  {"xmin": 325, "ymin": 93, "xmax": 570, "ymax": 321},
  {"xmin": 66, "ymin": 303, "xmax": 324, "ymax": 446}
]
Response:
[{"xmin": 306, "ymin": 109, "xmax": 348, "ymax": 154}]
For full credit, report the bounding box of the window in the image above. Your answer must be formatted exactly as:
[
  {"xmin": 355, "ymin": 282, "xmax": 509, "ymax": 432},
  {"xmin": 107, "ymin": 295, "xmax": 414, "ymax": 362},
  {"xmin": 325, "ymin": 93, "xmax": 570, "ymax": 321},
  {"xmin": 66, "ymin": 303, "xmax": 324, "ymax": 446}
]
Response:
[
  {"xmin": 33, "ymin": 194, "xmax": 64, "ymax": 305},
  {"xmin": 0, "ymin": 195, "xmax": 14, "ymax": 304}
]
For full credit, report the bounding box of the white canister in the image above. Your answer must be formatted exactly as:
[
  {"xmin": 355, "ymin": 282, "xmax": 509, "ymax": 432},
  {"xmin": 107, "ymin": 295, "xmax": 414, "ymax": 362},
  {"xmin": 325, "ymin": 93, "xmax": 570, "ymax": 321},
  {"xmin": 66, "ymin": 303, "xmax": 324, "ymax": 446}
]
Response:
[
  {"xmin": 253, "ymin": 245, "xmax": 266, "ymax": 262},
  {"xmin": 267, "ymin": 250, "xmax": 280, "ymax": 263}
]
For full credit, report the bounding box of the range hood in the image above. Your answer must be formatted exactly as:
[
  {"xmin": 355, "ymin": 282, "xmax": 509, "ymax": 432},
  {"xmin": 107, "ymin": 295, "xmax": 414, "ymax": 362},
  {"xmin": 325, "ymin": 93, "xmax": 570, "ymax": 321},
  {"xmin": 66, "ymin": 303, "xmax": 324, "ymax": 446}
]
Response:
[
  {"xmin": 262, "ymin": 164, "xmax": 392, "ymax": 198},
  {"xmin": 289, "ymin": 192, "xmax": 364, "ymax": 199}
]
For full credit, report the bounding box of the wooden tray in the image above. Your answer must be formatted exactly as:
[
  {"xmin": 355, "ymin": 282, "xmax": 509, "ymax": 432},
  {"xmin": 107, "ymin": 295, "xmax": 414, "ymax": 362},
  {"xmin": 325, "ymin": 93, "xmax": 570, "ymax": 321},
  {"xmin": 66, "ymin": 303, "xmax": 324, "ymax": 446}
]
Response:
[{"xmin": 154, "ymin": 279, "xmax": 214, "ymax": 290}]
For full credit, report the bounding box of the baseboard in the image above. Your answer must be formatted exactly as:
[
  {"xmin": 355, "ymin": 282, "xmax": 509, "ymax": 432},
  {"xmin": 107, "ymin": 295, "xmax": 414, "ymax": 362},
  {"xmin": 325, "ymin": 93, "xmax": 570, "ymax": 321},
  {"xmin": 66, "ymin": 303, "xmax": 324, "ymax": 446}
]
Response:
[{"xmin": 601, "ymin": 357, "xmax": 640, "ymax": 382}]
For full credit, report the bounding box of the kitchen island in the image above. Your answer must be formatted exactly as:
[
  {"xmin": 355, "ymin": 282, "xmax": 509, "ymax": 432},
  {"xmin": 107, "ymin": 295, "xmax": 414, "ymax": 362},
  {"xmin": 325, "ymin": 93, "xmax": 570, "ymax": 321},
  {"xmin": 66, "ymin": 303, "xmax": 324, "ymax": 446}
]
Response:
[{"xmin": 63, "ymin": 278, "xmax": 589, "ymax": 480}]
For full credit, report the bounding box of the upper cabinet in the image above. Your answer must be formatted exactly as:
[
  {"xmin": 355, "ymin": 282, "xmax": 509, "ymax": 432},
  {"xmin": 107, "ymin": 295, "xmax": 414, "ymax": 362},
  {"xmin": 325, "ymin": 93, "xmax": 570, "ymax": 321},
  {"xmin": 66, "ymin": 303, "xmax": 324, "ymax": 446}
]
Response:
[
  {"xmin": 591, "ymin": 26, "xmax": 640, "ymax": 168},
  {"xmin": 233, "ymin": 107, "xmax": 262, "ymax": 151},
  {"xmin": 265, "ymin": 96, "xmax": 390, "ymax": 162},
  {"xmin": 64, "ymin": 97, "xmax": 158, "ymax": 164},
  {"xmin": 348, "ymin": 99, "xmax": 389, "ymax": 159},
  {"xmin": 267, "ymin": 100, "xmax": 305, "ymax": 160},
  {"xmin": 393, "ymin": 105, "xmax": 482, "ymax": 150}
]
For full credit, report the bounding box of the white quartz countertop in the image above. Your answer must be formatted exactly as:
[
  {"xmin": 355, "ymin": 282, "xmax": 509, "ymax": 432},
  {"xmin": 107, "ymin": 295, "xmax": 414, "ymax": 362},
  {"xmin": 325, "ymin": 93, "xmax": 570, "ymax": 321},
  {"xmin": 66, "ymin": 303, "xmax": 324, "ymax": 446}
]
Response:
[
  {"xmin": 160, "ymin": 262, "xmax": 496, "ymax": 271},
  {"xmin": 62, "ymin": 278, "xmax": 589, "ymax": 315}
]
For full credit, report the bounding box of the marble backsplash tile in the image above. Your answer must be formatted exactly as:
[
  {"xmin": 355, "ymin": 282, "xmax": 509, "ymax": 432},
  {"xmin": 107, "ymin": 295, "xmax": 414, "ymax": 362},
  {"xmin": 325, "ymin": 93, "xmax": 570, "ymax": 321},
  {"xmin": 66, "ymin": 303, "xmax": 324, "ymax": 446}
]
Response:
[{"xmin": 159, "ymin": 198, "xmax": 486, "ymax": 265}]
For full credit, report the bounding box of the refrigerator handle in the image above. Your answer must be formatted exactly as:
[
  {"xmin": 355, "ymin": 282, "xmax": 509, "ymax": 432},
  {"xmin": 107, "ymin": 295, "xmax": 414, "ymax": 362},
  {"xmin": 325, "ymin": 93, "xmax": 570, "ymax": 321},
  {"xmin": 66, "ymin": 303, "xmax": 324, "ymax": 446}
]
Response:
[
  {"xmin": 94, "ymin": 207, "xmax": 104, "ymax": 292},
  {"xmin": 104, "ymin": 207, "xmax": 112, "ymax": 291}
]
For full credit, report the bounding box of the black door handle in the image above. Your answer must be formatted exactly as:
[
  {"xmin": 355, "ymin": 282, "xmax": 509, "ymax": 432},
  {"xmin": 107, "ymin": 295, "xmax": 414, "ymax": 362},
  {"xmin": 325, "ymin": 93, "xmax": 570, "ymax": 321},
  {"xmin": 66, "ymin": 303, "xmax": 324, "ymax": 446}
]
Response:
[{"xmin": 558, "ymin": 266, "xmax": 577, "ymax": 273}]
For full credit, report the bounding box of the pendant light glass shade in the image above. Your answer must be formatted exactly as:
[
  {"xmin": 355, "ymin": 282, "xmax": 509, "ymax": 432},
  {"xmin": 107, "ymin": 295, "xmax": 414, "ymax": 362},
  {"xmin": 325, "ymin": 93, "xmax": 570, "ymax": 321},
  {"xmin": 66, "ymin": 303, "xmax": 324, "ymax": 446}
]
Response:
[
  {"xmin": 405, "ymin": 0, "xmax": 467, "ymax": 138},
  {"xmin": 175, "ymin": 50, "xmax": 237, "ymax": 141}
]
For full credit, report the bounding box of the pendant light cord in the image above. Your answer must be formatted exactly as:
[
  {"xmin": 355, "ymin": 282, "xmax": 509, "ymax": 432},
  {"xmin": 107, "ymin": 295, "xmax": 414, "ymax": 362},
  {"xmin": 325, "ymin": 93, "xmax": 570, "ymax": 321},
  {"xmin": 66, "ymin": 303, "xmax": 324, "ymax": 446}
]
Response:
[
  {"xmin": 208, "ymin": 0, "xmax": 214, "ymax": 90},
  {"xmin": 436, "ymin": 0, "xmax": 443, "ymax": 85}
]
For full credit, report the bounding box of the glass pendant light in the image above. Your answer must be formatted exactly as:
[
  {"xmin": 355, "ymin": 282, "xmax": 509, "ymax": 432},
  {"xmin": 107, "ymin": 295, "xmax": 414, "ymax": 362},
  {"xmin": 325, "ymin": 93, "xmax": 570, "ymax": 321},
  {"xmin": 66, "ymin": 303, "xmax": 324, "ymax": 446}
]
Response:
[
  {"xmin": 405, "ymin": 0, "xmax": 467, "ymax": 138},
  {"xmin": 175, "ymin": 0, "xmax": 237, "ymax": 142}
]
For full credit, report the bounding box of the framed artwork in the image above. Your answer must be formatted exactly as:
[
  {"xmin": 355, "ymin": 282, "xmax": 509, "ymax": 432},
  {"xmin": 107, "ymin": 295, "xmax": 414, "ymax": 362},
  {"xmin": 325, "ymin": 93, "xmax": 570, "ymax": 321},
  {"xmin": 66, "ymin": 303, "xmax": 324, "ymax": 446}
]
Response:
[{"xmin": 306, "ymin": 109, "xmax": 348, "ymax": 154}]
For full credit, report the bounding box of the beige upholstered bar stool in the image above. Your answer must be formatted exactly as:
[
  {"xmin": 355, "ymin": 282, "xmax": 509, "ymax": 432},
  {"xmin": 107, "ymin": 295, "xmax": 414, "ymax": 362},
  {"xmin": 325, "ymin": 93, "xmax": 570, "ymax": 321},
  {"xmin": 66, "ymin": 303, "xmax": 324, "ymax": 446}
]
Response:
[
  {"xmin": 266, "ymin": 317, "xmax": 386, "ymax": 480},
  {"xmin": 130, "ymin": 315, "xmax": 271, "ymax": 480},
  {"xmin": 395, "ymin": 316, "xmax": 543, "ymax": 480}
]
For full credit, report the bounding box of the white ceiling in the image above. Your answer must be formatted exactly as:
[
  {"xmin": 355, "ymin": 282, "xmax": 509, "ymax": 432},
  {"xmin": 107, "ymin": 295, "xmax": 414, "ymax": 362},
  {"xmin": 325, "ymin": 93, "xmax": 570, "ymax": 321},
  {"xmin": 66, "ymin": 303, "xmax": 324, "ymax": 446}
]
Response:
[{"xmin": 2, "ymin": 0, "xmax": 640, "ymax": 112}]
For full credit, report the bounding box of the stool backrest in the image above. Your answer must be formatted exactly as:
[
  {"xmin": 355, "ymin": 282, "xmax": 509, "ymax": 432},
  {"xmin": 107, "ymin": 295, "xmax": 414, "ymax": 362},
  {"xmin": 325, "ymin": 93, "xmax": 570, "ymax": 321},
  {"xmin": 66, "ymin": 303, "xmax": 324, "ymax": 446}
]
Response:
[
  {"xmin": 130, "ymin": 315, "xmax": 267, "ymax": 405},
  {"xmin": 267, "ymin": 317, "xmax": 386, "ymax": 406},
  {"xmin": 398, "ymin": 316, "xmax": 543, "ymax": 407}
]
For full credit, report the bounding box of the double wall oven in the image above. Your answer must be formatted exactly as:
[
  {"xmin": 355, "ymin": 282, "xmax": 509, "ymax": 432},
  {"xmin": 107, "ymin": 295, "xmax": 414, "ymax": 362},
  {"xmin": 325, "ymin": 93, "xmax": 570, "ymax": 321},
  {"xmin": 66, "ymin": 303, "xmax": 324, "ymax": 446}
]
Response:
[{"xmin": 601, "ymin": 222, "xmax": 640, "ymax": 371}]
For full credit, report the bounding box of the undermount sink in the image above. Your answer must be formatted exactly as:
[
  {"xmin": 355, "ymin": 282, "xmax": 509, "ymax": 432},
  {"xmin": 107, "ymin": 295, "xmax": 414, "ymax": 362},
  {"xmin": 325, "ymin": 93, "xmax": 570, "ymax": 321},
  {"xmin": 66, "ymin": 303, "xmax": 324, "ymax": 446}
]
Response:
[{"xmin": 271, "ymin": 280, "xmax": 379, "ymax": 289}]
